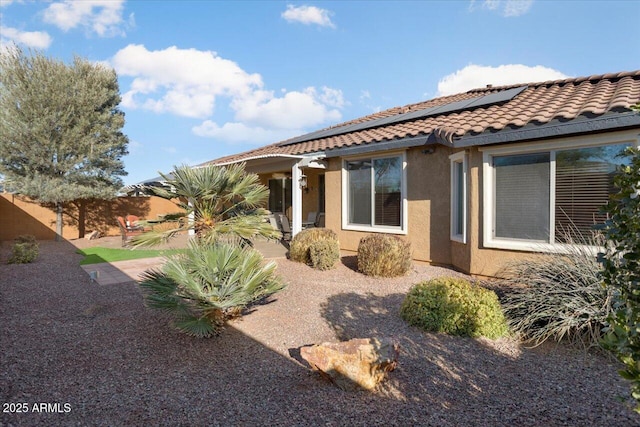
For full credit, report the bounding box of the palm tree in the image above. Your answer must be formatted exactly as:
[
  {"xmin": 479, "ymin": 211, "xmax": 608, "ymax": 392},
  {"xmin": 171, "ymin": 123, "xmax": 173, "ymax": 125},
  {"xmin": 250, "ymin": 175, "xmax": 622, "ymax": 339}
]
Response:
[
  {"xmin": 134, "ymin": 163, "xmax": 286, "ymax": 337},
  {"xmin": 131, "ymin": 163, "xmax": 280, "ymax": 247}
]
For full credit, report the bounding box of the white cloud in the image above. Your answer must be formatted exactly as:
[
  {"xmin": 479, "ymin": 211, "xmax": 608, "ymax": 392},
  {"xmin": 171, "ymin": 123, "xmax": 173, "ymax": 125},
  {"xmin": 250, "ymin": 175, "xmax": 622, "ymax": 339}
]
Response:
[
  {"xmin": 43, "ymin": 0, "xmax": 128, "ymax": 37},
  {"xmin": 437, "ymin": 64, "xmax": 569, "ymax": 96},
  {"xmin": 127, "ymin": 139, "xmax": 143, "ymax": 155},
  {"xmin": 358, "ymin": 90, "xmax": 381, "ymax": 113},
  {"xmin": 282, "ymin": 4, "xmax": 335, "ymax": 28},
  {"xmin": 469, "ymin": 0, "xmax": 533, "ymax": 17},
  {"xmin": 192, "ymin": 121, "xmax": 300, "ymax": 145},
  {"xmin": 112, "ymin": 44, "xmax": 263, "ymax": 118},
  {"xmin": 0, "ymin": 26, "xmax": 52, "ymax": 49},
  {"xmin": 232, "ymin": 87, "xmax": 342, "ymax": 129},
  {"xmin": 112, "ymin": 44, "xmax": 346, "ymax": 144}
]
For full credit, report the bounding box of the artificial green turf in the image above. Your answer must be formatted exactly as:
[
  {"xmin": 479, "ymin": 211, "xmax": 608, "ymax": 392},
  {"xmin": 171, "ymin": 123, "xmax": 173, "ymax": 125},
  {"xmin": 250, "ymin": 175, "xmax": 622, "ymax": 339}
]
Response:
[{"xmin": 77, "ymin": 247, "xmax": 183, "ymax": 265}]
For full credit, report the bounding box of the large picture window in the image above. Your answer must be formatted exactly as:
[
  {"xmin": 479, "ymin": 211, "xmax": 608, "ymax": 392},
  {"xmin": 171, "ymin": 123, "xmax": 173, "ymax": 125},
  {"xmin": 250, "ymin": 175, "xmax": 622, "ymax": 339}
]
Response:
[
  {"xmin": 483, "ymin": 139, "xmax": 633, "ymax": 251},
  {"xmin": 494, "ymin": 153, "xmax": 550, "ymax": 241},
  {"xmin": 343, "ymin": 154, "xmax": 406, "ymax": 232}
]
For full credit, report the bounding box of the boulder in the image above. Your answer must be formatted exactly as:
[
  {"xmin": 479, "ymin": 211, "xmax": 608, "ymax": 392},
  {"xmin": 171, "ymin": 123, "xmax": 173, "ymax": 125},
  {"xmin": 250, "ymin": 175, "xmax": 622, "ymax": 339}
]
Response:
[{"xmin": 300, "ymin": 337, "xmax": 399, "ymax": 391}]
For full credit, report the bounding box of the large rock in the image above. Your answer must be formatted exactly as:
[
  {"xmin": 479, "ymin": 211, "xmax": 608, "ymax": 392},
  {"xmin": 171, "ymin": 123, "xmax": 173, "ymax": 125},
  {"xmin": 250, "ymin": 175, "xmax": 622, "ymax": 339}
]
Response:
[{"xmin": 300, "ymin": 337, "xmax": 399, "ymax": 391}]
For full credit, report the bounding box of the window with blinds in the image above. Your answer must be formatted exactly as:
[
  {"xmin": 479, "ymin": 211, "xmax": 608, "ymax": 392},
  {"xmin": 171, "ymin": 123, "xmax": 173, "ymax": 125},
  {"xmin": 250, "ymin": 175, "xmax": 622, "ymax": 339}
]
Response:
[
  {"xmin": 346, "ymin": 155, "xmax": 403, "ymax": 229},
  {"xmin": 489, "ymin": 143, "xmax": 631, "ymax": 246},
  {"xmin": 494, "ymin": 153, "xmax": 550, "ymax": 241},
  {"xmin": 555, "ymin": 144, "xmax": 629, "ymax": 242}
]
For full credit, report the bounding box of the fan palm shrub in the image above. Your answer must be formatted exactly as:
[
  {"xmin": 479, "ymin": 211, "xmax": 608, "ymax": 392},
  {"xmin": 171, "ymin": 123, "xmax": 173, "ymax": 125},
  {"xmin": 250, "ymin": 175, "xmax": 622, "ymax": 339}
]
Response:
[
  {"xmin": 138, "ymin": 240, "xmax": 285, "ymax": 337},
  {"xmin": 130, "ymin": 163, "xmax": 280, "ymax": 248}
]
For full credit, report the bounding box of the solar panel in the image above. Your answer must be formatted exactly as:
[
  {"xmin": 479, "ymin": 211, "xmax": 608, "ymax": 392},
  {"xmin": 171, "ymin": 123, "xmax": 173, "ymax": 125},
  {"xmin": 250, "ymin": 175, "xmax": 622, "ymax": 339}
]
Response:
[{"xmin": 278, "ymin": 86, "xmax": 527, "ymax": 146}]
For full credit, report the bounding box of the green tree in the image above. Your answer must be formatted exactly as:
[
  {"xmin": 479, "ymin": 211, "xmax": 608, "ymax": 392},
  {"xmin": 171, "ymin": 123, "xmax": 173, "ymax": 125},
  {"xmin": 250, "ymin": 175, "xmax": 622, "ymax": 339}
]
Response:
[
  {"xmin": 600, "ymin": 142, "xmax": 640, "ymax": 412},
  {"xmin": 0, "ymin": 46, "xmax": 128, "ymax": 240},
  {"xmin": 131, "ymin": 163, "xmax": 280, "ymax": 247}
]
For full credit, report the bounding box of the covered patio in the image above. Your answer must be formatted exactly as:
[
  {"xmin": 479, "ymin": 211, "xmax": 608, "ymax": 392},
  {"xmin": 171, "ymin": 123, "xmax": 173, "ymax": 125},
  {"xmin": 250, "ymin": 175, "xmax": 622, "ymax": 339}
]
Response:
[{"xmin": 212, "ymin": 153, "xmax": 328, "ymax": 238}]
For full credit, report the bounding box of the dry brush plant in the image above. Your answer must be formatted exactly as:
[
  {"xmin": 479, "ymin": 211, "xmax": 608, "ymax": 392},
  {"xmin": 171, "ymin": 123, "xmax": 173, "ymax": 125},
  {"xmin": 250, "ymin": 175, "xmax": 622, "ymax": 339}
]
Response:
[
  {"xmin": 498, "ymin": 234, "xmax": 613, "ymax": 349},
  {"xmin": 357, "ymin": 234, "xmax": 411, "ymax": 277},
  {"xmin": 289, "ymin": 227, "xmax": 340, "ymax": 270}
]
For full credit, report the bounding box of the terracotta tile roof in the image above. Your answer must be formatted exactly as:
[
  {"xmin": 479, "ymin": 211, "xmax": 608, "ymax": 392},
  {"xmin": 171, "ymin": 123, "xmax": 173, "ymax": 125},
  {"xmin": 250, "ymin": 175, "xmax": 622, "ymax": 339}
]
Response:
[{"xmin": 205, "ymin": 70, "xmax": 640, "ymax": 165}]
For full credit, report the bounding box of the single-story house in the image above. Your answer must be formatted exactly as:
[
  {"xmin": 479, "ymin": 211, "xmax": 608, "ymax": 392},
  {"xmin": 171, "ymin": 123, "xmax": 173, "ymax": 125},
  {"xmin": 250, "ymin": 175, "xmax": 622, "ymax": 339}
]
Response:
[{"xmin": 199, "ymin": 71, "xmax": 639, "ymax": 277}]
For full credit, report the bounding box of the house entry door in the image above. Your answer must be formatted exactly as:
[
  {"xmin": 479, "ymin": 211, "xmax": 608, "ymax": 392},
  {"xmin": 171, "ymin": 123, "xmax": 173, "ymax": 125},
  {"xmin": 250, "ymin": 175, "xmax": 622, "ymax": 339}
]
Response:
[{"xmin": 268, "ymin": 178, "xmax": 292, "ymax": 217}]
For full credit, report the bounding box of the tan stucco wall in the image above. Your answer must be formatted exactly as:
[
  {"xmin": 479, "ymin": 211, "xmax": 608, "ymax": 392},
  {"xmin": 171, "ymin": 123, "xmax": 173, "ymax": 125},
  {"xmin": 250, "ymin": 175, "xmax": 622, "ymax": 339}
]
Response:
[
  {"xmin": 323, "ymin": 145, "xmax": 555, "ymax": 276},
  {"xmin": 0, "ymin": 194, "xmax": 178, "ymax": 241},
  {"xmin": 324, "ymin": 147, "xmax": 453, "ymax": 265},
  {"xmin": 301, "ymin": 168, "xmax": 324, "ymax": 220}
]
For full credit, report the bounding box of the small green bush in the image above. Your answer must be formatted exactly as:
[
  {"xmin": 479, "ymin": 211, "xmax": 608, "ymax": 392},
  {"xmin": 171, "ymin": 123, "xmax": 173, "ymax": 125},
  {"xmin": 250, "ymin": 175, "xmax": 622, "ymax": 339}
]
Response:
[
  {"xmin": 357, "ymin": 234, "xmax": 411, "ymax": 277},
  {"xmin": 308, "ymin": 239, "xmax": 340, "ymax": 270},
  {"xmin": 400, "ymin": 277, "xmax": 508, "ymax": 339},
  {"xmin": 8, "ymin": 235, "xmax": 39, "ymax": 264},
  {"xmin": 289, "ymin": 228, "xmax": 339, "ymax": 267},
  {"xmin": 15, "ymin": 234, "xmax": 37, "ymax": 245}
]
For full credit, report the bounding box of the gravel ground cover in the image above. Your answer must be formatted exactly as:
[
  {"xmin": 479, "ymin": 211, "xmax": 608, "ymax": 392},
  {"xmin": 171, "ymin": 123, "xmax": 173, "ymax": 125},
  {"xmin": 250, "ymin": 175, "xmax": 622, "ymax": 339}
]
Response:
[{"xmin": 1, "ymin": 240, "xmax": 638, "ymax": 426}]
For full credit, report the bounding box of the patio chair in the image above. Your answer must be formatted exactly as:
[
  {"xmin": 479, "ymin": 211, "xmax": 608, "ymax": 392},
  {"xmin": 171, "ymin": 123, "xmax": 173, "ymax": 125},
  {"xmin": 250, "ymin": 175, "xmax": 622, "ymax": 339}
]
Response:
[
  {"xmin": 125, "ymin": 214, "xmax": 144, "ymax": 230},
  {"xmin": 268, "ymin": 214, "xmax": 280, "ymax": 230},
  {"xmin": 302, "ymin": 211, "xmax": 317, "ymax": 229},
  {"xmin": 116, "ymin": 216, "xmax": 145, "ymax": 246},
  {"xmin": 314, "ymin": 213, "xmax": 325, "ymax": 228},
  {"xmin": 278, "ymin": 214, "xmax": 292, "ymax": 241}
]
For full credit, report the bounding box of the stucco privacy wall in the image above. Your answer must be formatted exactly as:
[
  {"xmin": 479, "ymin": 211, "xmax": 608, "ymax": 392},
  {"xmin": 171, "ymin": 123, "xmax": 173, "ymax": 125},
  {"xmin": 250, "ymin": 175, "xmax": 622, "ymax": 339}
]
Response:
[{"xmin": 0, "ymin": 194, "xmax": 178, "ymax": 241}]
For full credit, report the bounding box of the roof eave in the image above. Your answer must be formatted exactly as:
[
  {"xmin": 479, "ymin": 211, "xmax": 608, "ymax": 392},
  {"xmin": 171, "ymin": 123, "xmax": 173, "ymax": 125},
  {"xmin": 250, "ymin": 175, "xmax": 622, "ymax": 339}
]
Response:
[
  {"xmin": 323, "ymin": 135, "xmax": 443, "ymax": 158},
  {"xmin": 455, "ymin": 111, "xmax": 640, "ymax": 148}
]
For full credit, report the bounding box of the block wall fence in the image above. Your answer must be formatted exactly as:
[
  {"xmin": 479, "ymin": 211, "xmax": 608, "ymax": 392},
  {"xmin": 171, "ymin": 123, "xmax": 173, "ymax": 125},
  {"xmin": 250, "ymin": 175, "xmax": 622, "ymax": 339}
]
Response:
[{"xmin": 0, "ymin": 194, "xmax": 179, "ymax": 241}]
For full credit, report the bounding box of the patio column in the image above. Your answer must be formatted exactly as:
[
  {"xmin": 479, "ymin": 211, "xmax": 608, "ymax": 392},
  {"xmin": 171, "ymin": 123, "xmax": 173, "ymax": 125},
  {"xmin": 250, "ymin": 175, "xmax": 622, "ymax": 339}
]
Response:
[
  {"xmin": 188, "ymin": 198, "xmax": 195, "ymax": 236},
  {"xmin": 291, "ymin": 161, "xmax": 304, "ymax": 237}
]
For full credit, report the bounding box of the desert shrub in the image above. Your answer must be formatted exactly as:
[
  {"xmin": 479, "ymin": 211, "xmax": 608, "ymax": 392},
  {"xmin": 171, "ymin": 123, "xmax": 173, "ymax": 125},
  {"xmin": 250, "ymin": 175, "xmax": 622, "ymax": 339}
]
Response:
[
  {"xmin": 289, "ymin": 228, "xmax": 339, "ymax": 266},
  {"xmin": 14, "ymin": 234, "xmax": 37, "ymax": 245},
  {"xmin": 138, "ymin": 240, "xmax": 285, "ymax": 338},
  {"xmin": 357, "ymin": 234, "xmax": 411, "ymax": 277},
  {"xmin": 498, "ymin": 240, "xmax": 612, "ymax": 348},
  {"xmin": 598, "ymin": 143, "xmax": 640, "ymax": 411},
  {"xmin": 400, "ymin": 277, "xmax": 508, "ymax": 339},
  {"xmin": 8, "ymin": 235, "xmax": 39, "ymax": 264},
  {"xmin": 308, "ymin": 239, "xmax": 340, "ymax": 270}
]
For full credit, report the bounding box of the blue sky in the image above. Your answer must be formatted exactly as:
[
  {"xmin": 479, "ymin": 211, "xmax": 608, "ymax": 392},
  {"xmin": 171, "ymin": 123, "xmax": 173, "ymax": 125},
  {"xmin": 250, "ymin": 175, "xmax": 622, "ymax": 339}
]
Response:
[{"xmin": 1, "ymin": 0, "xmax": 639, "ymax": 186}]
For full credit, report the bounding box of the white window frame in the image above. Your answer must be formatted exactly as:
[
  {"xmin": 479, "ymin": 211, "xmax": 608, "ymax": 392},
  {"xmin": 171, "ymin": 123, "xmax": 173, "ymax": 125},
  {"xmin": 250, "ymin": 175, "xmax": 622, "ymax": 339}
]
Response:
[
  {"xmin": 341, "ymin": 151, "xmax": 408, "ymax": 234},
  {"xmin": 482, "ymin": 131, "xmax": 638, "ymax": 252},
  {"xmin": 450, "ymin": 151, "xmax": 467, "ymax": 243}
]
